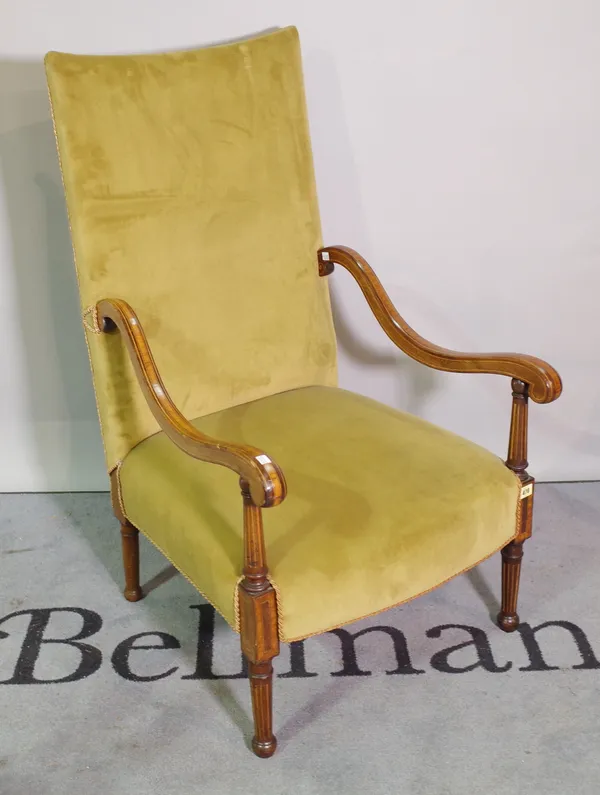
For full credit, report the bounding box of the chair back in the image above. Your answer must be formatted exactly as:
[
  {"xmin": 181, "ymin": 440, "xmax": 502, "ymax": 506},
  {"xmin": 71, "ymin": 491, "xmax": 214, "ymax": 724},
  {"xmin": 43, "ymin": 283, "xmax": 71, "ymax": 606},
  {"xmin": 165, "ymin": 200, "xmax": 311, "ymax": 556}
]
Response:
[{"xmin": 45, "ymin": 27, "xmax": 337, "ymax": 470}]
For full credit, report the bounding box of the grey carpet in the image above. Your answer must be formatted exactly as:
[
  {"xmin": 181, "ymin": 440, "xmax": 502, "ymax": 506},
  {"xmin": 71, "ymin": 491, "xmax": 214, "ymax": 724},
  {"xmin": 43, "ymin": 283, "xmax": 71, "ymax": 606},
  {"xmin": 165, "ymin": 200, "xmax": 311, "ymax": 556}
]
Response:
[{"xmin": 1, "ymin": 483, "xmax": 599, "ymax": 795}]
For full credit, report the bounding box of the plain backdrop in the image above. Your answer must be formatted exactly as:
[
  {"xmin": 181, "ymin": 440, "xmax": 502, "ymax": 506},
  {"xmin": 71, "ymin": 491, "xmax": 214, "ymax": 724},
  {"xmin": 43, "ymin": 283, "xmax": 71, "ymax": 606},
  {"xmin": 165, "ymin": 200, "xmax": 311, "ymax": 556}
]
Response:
[{"xmin": 0, "ymin": 1, "xmax": 598, "ymax": 490}]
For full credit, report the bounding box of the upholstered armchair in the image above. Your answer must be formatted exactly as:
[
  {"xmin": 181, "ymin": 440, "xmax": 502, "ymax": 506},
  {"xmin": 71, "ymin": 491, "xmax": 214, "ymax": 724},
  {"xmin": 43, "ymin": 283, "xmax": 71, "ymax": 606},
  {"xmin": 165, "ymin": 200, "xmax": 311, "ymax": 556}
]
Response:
[{"xmin": 45, "ymin": 27, "xmax": 561, "ymax": 758}]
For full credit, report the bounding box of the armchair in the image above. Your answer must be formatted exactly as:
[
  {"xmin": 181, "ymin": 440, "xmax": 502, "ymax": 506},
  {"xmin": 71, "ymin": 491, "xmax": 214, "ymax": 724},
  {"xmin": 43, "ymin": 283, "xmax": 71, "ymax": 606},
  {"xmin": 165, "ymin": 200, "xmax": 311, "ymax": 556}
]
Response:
[{"xmin": 45, "ymin": 27, "xmax": 561, "ymax": 758}]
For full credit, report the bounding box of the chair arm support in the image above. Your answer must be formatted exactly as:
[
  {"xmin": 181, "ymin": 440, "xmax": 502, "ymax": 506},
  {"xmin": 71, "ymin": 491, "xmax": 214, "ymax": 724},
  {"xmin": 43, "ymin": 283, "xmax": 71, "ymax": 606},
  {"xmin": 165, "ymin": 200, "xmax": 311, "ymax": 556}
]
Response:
[
  {"xmin": 318, "ymin": 246, "xmax": 562, "ymax": 404},
  {"xmin": 96, "ymin": 298, "xmax": 287, "ymax": 508}
]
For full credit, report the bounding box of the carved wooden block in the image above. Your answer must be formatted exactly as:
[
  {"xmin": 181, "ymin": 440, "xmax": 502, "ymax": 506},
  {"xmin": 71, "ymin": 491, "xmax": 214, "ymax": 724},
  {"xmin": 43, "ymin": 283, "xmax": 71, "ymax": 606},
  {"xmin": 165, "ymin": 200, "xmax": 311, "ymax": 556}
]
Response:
[
  {"xmin": 516, "ymin": 478, "xmax": 535, "ymax": 544},
  {"xmin": 238, "ymin": 585, "xmax": 279, "ymax": 665}
]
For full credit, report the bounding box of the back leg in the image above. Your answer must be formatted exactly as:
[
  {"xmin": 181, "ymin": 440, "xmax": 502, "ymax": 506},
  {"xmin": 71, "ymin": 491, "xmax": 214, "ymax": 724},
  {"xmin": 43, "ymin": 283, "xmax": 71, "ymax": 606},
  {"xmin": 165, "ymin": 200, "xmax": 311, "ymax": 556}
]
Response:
[
  {"xmin": 110, "ymin": 469, "xmax": 143, "ymax": 602},
  {"xmin": 120, "ymin": 521, "xmax": 143, "ymax": 602}
]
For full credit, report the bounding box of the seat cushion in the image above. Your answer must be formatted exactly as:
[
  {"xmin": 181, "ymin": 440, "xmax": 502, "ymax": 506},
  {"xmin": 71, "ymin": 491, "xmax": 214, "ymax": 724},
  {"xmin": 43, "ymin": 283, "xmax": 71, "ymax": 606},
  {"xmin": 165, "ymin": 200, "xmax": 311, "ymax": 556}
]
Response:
[{"xmin": 118, "ymin": 386, "xmax": 520, "ymax": 641}]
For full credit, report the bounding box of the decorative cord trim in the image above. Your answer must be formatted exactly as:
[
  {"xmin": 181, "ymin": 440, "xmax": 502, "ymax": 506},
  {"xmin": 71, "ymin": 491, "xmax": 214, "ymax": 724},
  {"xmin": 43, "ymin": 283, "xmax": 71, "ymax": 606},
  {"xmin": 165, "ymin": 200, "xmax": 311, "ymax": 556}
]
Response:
[
  {"xmin": 112, "ymin": 461, "xmax": 126, "ymax": 519},
  {"xmin": 508, "ymin": 466, "xmax": 529, "ymax": 540},
  {"xmin": 281, "ymin": 527, "xmax": 520, "ymax": 644},
  {"xmin": 82, "ymin": 305, "xmax": 102, "ymax": 334},
  {"xmin": 278, "ymin": 477, "xmax": 524, "ymax": 642},
  {"xmin": 233, "ymin": 575, "xmax": 244, "ymax": 633},
  {"xmin": 267, "ymin": 575, "xmax": 285, "ymax": 641}
]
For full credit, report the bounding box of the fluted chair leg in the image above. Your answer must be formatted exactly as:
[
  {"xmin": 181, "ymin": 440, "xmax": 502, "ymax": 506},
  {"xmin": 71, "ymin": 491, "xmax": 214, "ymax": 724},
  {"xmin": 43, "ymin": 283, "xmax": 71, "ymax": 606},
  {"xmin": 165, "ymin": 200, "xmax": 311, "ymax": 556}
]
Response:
[
  {"xmin": 499, "ymin": 378, "xmax": 532, "ymax": 633},
  {"xmin": 239, "ymin": 480, "xmax": 280, "ymax": 757},
  {"xmin": 239, "ymin": 582, "xmax": 279, "ymax": 758},
  {"xmin": 120, "ymin": 521, "xmax": 143, "ymax": 602},
  {"xmin": 248, "ymin": 659, "xmax": 277, "ymax": 757},
  {"xmin": 497, "ymin": 540, "xmax": 523, "ymax": 632}
]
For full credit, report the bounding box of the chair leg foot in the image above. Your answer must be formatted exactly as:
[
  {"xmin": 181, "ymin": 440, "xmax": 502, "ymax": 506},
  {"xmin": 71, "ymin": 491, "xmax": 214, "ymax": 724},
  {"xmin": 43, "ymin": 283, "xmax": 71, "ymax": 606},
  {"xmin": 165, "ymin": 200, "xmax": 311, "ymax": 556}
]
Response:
[
  {"xmin": 124, "ymin": 587, "xmax": 143, "ymax": 602},
  {"xmin": 252, "ymin": 737, "xmax": 277, "ymax": 759},
  {"xmin": 497, "ymin": 611, "xmax": 520, "ymax": 632},
  {"xmin": 497, "ymin": 540, "xmax": 523, "ymax": 633},
  {"xmin": 252, "ymin": 738, "xmax": 277, "ymax": 759},
  {"xmin": 120, "ymin": 521, "xmax": 143, "ymax": 602}
]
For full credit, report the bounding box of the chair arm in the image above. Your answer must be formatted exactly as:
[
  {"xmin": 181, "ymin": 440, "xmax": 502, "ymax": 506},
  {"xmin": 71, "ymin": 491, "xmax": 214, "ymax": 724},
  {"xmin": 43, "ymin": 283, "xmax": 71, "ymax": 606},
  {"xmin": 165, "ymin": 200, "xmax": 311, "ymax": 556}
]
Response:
[
  {"xmin": 318, "ymin": 246, "xmax": 562, "ymax": 404},
  {"xmin": 96, "ymin": 298, "xmax": 287, "ymax": 508}
]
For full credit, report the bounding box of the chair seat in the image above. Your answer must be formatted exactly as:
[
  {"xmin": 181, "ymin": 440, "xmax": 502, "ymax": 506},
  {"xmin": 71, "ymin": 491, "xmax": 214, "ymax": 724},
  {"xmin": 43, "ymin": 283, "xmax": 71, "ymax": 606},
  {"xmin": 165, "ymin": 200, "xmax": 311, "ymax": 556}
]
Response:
[{"xmin": 118, "ymin": 386, "xmax": 520, "ymax": 641}]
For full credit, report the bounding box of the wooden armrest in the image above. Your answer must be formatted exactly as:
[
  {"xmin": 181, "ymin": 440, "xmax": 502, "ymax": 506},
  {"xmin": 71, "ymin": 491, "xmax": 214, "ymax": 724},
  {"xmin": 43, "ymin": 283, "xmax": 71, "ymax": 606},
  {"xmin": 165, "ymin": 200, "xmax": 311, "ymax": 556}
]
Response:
[
  {"xmin": 96, "ymin": 299, "xmax": 286, "ymax": 508},
  {"xmin": 318, "ymin": 246, "xmax": 562, "ymax": 404}
]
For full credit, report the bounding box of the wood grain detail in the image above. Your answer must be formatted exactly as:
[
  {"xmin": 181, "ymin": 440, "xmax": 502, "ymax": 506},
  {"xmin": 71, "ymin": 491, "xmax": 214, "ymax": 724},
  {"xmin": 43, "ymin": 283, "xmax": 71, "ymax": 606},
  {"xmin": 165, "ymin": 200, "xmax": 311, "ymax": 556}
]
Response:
[{"xmin": 238, "ymin": 587, "xmax": 279, "ymax": 663}]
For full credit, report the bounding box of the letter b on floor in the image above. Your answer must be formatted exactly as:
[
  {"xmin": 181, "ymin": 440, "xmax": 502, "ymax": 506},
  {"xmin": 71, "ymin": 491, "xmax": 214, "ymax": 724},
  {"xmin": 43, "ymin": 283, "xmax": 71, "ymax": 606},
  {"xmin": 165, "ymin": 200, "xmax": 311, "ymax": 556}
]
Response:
[{"xmin": 0, "ymin": 607, "xmax": 102, "ymax": 684}]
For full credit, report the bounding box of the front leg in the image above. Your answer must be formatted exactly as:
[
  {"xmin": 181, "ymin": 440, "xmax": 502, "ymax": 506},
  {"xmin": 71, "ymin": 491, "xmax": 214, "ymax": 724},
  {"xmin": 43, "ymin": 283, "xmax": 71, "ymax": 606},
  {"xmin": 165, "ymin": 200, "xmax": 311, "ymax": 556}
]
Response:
[
  {"xmin": 239, "ymin": 480, "xmax": 280, "ymax": 758},
  {"xmin": 498, "ymin": 379, "xmax": 533, "ymax": 632}
]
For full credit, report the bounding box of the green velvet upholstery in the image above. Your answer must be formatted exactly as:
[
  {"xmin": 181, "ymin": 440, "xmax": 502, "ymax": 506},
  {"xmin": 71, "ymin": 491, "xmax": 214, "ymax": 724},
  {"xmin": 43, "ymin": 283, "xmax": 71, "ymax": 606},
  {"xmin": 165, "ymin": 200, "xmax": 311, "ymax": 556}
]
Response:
[
  {"xmin": 45, "ymin": 27, "xmax": 337, "ymax": 471},
  {"xmin": 118, "ymin": 387, "xmax": 520, "ymax": 642},
  {"xmin": 46, "ymin": 27, "xmax": 522, "ymax": 645}
]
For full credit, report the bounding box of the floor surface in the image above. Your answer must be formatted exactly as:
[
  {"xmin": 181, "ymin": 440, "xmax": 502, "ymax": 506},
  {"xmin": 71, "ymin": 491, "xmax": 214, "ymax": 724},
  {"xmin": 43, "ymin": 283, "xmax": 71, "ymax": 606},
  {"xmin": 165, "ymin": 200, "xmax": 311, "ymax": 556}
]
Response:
[{"xmin": 1, "ymin": 483, "xmax": 599, "ymax": 794}]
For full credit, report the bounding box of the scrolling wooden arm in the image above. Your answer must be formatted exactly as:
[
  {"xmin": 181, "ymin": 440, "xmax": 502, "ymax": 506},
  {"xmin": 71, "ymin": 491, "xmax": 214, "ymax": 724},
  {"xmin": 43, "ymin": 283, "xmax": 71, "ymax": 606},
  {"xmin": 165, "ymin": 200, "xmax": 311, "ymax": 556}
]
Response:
[
  {"xmin": 97, "ymin": 298, "xmax": 286, "ymax": 508},
  {"xmin": 318, "ymin": 246, "xmax": 562, "ymax": 405},
  {"xmin": 319, "ymin": 244, "xmax": 562, "ymax": 636}
]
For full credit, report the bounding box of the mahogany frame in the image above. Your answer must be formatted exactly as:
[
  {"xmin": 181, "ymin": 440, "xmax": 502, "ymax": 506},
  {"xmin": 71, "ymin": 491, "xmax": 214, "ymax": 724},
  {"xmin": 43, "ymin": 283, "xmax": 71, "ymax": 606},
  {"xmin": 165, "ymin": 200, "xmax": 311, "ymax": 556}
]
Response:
[{"xmin": 97, "ymin": 247, "xmax": 561, "ymax": 758}]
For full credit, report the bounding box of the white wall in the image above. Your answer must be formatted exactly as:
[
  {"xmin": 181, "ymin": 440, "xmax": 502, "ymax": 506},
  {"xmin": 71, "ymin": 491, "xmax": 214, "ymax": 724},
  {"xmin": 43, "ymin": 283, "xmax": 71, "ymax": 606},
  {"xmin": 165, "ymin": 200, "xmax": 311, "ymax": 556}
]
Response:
[{"xmin": 1, "ymin": 1, "xmax": 598, "ymax": 490}]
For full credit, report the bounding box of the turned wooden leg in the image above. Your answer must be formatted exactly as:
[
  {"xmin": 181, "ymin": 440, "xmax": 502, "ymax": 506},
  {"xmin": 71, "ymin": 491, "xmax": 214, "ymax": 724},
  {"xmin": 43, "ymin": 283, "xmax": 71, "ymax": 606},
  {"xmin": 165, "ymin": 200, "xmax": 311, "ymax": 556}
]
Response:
[
  {"xmin": 500, "ymin": 378, "xmax": 533, "ymax": 633},
  {"xmin": 248, "ymin": 660, "xmax": 277, "ymax": 758},
  {"xmin": 497, "ymin": 541, "xmax": 523, "ymax": 632},
  {"xmin": 120, "ymin": 521, "xmax": 143, "ymax": 602},
  {"xmin": 110, "ymin": 469, "xmax": 143, "ymax": 603},
  {"xmin": 239, "ymin": 479, "xmax": 280, "ymax": 758}
]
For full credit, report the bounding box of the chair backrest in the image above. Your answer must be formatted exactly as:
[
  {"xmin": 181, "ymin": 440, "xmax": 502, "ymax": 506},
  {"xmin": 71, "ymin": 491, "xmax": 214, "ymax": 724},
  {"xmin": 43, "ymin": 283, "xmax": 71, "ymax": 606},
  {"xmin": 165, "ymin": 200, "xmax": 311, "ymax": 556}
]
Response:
[{"xmin": 45, "ymin": 27, "xmax": 337, "ymax": 471}]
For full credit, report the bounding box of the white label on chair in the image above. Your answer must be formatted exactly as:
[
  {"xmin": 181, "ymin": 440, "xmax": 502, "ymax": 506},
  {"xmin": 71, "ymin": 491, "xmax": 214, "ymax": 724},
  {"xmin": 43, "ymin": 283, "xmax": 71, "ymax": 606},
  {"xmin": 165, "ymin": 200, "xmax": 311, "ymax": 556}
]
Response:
[
  {"xmin": 256, "ymin": 454, "xmax": 272, "ymax": 465},
  {"xmin": 520, "ymin": 483, "xmax": 533, "ymax": 499},
  {"xmin": 320, "ymin": 251, "xmax": 330, "ymax": 260}
]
